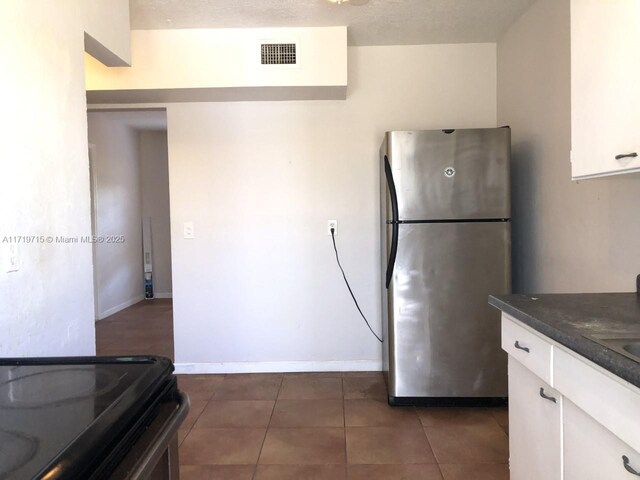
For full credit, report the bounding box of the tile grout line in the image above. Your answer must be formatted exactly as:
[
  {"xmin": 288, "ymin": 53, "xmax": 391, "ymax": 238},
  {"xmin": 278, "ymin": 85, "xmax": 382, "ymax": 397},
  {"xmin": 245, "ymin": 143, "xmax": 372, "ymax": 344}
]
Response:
[
  {"xmin": 176, "ymin": 402, "xmax": 201, "ymax": 450},
  {"xmin": 177, "ymin": 377, "xmax": 223, "ymax": 448},
  {"xmin": 421, "ymin": 424, "xmax": 446, "ymax": 479},
  {"xmin": 413, "ymin": 404, "xmax": 447, "ymax": 478},
  {"xmin": 251, "ymin": 372, "xmax": 284, "ymax": 480}
]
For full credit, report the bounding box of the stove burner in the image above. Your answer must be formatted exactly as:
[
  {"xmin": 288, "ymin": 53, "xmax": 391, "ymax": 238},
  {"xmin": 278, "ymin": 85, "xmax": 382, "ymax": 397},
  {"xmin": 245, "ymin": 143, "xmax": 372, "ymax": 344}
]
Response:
[
  {"xmin": 0, "ymin": 429, "xmax": 38, "ymax": 477},
  {"xmin": 0, "ymin": 367, "xmax": 121, "ymax": 409}
]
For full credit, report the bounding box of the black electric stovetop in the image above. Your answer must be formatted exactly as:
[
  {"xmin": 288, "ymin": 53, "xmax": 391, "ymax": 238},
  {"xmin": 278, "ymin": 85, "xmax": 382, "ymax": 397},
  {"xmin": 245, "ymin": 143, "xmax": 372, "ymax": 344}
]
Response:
[{"xmin": 0, "ymin": 356, "xmax": 176, "ymax": 479}]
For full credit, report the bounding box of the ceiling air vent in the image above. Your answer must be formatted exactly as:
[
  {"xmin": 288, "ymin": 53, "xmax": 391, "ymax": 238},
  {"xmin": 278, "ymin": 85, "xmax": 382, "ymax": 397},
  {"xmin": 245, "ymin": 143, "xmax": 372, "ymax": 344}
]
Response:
[{"xmin": 261, "ymin": 43, "xmax": 297, "ymax": 65}]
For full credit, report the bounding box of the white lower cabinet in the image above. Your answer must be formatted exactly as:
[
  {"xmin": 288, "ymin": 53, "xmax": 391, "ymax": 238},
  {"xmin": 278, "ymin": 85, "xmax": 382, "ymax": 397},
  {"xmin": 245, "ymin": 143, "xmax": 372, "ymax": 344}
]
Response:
[
  {"xmin": 508, "ymin": 357, "xmax": 562, "ymax": 480},
  {"xmin": 564, "ymin": 399, "xmax": 640, "ymax": 480},
  {"xmin": 502, "ymin": 314, "xmax": 640, "ymax": 480}
]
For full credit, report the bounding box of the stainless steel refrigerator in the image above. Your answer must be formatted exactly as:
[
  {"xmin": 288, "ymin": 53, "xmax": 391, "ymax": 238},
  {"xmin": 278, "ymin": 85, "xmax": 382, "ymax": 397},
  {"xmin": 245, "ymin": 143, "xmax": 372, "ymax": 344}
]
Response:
[{"xmin": 380, "ymin": 128, "xmax": 511, "ymax": 405}]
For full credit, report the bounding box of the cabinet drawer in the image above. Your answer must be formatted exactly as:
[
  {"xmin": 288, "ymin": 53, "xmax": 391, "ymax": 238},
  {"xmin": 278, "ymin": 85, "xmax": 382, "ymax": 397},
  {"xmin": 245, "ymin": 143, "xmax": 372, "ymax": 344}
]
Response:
[
  {"xmin": 564, "ymin": 399, "xmax": 640, "ymax": 480},
  {"xmin": 554, "ymin": 347, "xmax": 640, "ymax": 454},
  {"xmin": 501, "ymin": 314, "xmax": 553, "ymax": 385}
]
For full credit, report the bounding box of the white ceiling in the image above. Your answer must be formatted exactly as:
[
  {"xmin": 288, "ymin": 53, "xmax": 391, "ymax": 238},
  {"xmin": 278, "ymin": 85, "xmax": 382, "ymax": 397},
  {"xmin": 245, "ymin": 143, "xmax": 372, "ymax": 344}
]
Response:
[{"xmin": 129, "ymin": 0, "xmax": 535, "ymax": 46}]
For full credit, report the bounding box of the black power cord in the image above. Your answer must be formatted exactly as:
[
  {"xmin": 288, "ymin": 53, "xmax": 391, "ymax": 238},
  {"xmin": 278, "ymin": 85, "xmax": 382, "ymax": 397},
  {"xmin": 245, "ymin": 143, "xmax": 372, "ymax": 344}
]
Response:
[{"xmin": 330, "ymin": 228, "xmax": 383, "ymax": 343}]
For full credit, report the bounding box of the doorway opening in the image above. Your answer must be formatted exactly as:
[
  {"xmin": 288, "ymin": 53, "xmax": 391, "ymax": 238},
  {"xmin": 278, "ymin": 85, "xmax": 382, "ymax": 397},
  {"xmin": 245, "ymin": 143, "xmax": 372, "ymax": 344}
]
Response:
[{"xmin": 87, "ymin": 109, "xmax": 174, "ymax": 360}]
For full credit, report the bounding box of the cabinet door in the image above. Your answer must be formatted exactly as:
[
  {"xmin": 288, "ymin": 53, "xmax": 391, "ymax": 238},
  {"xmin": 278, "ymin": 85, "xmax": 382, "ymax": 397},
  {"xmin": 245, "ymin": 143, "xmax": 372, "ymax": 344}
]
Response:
[
  {"xmin": 508, "ymin": 357, "xmax": 562, "ymax": 480},
  {"xmin": 571, "ymin": 0, "xmax": 640, "ymax": 179},
  {"xmin": 564, "ymin": 399, "xmax": 640, "ymax": 479}
]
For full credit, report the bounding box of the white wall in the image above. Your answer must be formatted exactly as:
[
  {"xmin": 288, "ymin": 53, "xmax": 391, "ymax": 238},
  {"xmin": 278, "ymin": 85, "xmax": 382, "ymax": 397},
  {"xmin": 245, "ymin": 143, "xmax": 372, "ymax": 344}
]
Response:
[
  {"xmin": 497, "ymin": 0, "xmax": 640, "ymax": 293},
  {"xmin": 86, "ymin": 27, "xmax": 346, "ymax": 89},
  {"xmin": 0, "ymin": 1, "xmax": 129, "ymax": 356},
  {"xmin": 83, "ymin": 0, "xmax": 131, "ymax": 66},
  {"xmin": 85, "ymin": 27, "xmax": 347, "ymax": 103},
  {"xmin": 139, "ymin": 130, "xmax": 172, "ymax": 297},
  {"xmin": 88, "ymin": 113, "xmax": 145, "ymax": 318},
  {"xmin": 167, "ymin": 44, "xmax": 497, "ymax": 373}
]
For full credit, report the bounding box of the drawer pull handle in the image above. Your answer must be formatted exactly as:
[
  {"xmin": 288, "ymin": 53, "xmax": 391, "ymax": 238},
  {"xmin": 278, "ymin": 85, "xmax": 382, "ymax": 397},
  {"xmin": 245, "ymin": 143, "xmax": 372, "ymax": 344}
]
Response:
[
  {"xmin": 623, "ymin": 455, "xmax": 640, "ymax": 476},
  {"xmin": 615, "ymin": 152, "xmax": 638, "ymax": 160},
  {"xmin": 539, "ymin": 388, "xmax": 557, "ymax": 403},
  {"xmin": 514, "ymin": 341, "xmax": 530, "ymax": 353}
]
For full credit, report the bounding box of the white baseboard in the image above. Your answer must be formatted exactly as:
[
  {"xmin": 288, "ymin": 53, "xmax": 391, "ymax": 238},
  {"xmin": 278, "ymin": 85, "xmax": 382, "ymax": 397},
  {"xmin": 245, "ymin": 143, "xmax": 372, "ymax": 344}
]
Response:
[
  {"xmin": 151, "ymin": 292, "xmax": 172, "ymax": 299},
  {"xmin": 97, "ymin": 295, "xmax": 145, "ymax": 320},
  {"xmin": 173, "ymin": 360, "xmax": 382, "ymax": 375}
]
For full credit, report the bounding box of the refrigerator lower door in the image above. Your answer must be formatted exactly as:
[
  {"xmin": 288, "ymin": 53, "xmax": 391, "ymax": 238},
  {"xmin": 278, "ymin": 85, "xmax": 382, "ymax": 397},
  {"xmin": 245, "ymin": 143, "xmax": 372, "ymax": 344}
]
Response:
[{"xmin": 384, "ymin": 221, "xmax": 510, "ymax": 400}]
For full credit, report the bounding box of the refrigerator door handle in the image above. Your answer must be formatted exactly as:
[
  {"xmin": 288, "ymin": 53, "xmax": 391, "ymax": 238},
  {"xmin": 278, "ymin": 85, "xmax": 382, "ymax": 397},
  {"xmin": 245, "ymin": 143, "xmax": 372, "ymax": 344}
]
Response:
[
  {"xmin": 386, "ymin": 223, "xmax": 399, "ymax": 289},
  {"xmin": 384, "ymin": 155, "xmax": 399, "ymax": 289}
]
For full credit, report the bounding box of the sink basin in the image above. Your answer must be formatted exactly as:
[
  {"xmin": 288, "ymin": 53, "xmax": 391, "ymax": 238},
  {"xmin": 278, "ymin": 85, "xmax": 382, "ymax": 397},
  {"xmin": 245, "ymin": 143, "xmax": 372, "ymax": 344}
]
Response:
[{"xmin": 585, "ymin": 336, "xmax": 640, "ymax": 363}]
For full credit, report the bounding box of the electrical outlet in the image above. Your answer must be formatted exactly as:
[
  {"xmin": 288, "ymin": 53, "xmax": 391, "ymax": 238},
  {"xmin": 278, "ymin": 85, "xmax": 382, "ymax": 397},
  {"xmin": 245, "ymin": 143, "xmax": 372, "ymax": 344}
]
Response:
[{"xmin": 327, "ymin": 220, "xmax": 338, "ymax": 236}]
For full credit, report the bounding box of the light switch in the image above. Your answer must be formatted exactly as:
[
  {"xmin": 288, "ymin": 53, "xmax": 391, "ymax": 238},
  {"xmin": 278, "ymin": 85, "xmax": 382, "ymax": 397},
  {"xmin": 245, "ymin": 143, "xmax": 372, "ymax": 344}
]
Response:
[{"xmin": 183, "ymin": 222, "xmax": 195, "ymax": 239}]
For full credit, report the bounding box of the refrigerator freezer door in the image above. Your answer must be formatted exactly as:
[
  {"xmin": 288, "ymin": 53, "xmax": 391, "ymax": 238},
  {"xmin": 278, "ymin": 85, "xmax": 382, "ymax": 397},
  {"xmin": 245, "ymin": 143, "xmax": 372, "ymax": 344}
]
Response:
[
  {"xmin": 384, "ymin": 221, "xmax": 510, "ymax": 399},
  {"xmin": 384, "ymin": 129, "xmax": 511, "ymax": 221}
]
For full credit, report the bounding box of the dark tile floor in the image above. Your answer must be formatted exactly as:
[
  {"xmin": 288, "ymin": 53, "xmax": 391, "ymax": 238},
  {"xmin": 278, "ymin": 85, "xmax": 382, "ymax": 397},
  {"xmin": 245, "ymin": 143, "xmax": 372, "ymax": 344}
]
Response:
[
  {"xmin": 96, "ymin": 301, "xmax": 510, "ymax": 480},
  {"xmin": 177, "ymin": 373, "xmax": 509, "ymax": 480}
]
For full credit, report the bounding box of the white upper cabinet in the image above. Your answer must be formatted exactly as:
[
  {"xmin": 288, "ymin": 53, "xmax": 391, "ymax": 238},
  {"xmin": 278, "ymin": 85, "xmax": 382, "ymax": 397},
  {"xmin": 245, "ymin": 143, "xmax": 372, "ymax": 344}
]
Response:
[{"xmin": 570, "ymin": 0, "xmax": 640, "ymax": 179}]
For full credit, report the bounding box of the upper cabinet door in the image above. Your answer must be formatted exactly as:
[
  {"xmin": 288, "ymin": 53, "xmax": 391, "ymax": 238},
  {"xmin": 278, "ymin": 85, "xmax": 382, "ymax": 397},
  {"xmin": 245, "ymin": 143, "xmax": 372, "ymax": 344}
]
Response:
[{"xmin": 571, "ymin": 0, "xmax": 640, "ymax": 179}]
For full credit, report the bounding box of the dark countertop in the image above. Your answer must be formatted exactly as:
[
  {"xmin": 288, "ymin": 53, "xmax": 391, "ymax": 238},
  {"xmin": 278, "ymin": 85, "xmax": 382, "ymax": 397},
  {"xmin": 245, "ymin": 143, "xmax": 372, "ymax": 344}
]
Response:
[{"xmin": 489, "ymin": 293, "xmax": 640, "ymax": 388}]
